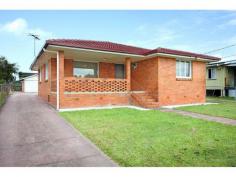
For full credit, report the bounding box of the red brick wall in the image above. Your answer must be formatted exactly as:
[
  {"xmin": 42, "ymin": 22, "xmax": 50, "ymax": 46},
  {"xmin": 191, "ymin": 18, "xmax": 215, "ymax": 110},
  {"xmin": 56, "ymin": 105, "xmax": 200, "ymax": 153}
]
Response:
[
  {"xmin": 38, "ymin": 58, "xmax": 57, "ymax": 107},
  {"xmin": 60, "ymin": 93, "xmax": 129, "ymax": 108},
  {"xmin": 157, "ymin": 57, "xmax": 206, "ymax": 106},
  {"xmin": 38, "ymin": 55, "xmax": 206, "ymax": 109},
  {"xmin": 65, "ymin": 59, "xmax": 73, "ymax": 77},
  {"xmin": 38, "ymin": 63, "xmax": 49, "ymax": 101},
  {"xmin": 51, "ymin": 58, "xmax": 57, "ymax": 80},
  {"xmin": 131, "ymin": 57, "xmax": 158, "ymax": 99},
  {"xmin": 99, "ymin": 62, "xmax": 115, "ymax": 78}
]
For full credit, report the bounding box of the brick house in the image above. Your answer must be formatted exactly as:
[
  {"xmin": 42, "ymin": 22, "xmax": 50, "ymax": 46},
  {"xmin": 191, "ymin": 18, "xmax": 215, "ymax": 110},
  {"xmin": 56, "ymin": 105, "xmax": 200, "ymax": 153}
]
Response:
[{"xmin": 30, "ymin": 39, "xmax": 220, "ymax": 110}]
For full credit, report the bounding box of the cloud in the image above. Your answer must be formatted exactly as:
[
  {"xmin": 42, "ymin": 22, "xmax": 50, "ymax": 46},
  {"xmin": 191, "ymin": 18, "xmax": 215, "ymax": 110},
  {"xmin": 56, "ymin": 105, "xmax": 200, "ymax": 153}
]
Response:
[
  {"xmin": 227, "ymin": 19, "xmax": 236, "ymax": 26},
  {"xmin": 1, "ymin": 18, "xmax": 27, "ymax": 34},
  {"xmin": 218, "ymin": 15, "xmax": 236, "ymax": 29},
  {"xmin": 127, "ymin": 21, "xmax": 182, "ymax": 49},
  {"xmin": 0, "ymin": 18, "xmax": 54, "ymax": 39}
]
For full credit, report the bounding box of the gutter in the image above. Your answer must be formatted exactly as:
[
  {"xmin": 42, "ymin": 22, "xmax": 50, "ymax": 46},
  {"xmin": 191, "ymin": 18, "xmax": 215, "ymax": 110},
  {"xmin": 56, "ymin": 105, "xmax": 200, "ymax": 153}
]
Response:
[{"xmin": 42, "ymin": 48, "xmax": 60, "ymax": 111}]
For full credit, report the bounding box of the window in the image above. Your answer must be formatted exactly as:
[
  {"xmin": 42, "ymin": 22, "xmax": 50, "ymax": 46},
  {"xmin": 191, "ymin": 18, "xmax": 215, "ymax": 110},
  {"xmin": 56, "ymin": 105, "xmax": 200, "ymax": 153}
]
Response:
[
  {"xmin": 45, "ymin": 63, "xmax": 48, "ymax": 81},
  {"xmin": 39, "ymin": 67, "xmax": 42, "ymax": 82},
  {"xmin": 176, "ymin": 60, "xmax": 191, "ymax": 78},
  {"xmin": 208, "ymin": 68, "xmax": 216, "ymax": 79},
  {"xmin": 73, "ymin": 61, "xmax": 98, "ymax": 78}
]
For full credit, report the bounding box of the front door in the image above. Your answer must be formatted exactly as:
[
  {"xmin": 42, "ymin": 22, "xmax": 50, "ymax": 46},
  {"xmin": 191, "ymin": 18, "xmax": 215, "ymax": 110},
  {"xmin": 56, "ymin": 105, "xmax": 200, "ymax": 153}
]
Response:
[{"xmin": 115, "ymin": 64, "xmax": 125, "ymax": 79}]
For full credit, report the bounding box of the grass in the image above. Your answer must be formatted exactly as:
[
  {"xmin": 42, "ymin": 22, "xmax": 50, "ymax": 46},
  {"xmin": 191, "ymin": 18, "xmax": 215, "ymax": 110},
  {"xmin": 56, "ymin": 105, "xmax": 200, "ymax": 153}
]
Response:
[
  {"xmin": 176, "ymin": 97, "xmax": 236, "ymax": 120},
  {"xmin": 0, "ymin": 92, "xmax": 7, "ymax": 106},
  {"xmin": 60, "ymin": 108, "xmax": 236, "ymax": 166}
]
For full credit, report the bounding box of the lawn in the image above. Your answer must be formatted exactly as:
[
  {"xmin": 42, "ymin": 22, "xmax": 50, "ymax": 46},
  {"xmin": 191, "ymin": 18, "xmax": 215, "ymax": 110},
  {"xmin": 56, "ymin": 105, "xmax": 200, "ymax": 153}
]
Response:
[
  {"xmin": 176, "ymin": 97, "xmax": 236, "ymax": 120},
  {"xmin": 60, "ymin": 108, "xmax": 236, "ymax": 166}
]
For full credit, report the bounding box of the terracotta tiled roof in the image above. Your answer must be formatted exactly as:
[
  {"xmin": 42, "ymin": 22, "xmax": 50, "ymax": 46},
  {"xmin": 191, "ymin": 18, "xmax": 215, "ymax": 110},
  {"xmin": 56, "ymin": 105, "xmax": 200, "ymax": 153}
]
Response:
[
  {"xmin": 45, "ymin": 39, "xmax": 220, "ymax": 61},
  {"xmin": 144, "ymin": 47, "xmax": 220, "ymax": 61},
  {"xmin": 46, "ymin": 39, "xmax": 150, "ymax": 55}
]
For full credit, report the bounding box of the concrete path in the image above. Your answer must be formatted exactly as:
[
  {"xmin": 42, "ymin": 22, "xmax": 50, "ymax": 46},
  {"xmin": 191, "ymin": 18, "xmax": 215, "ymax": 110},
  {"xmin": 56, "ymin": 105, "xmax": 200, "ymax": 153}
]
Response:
[
  {"xmin": 160, "ymin": 108, "xmax": 236, "ymax": 126},
  {"xmin": 0, "ymin": 93, "xmax": 117, "ymax": 167}
]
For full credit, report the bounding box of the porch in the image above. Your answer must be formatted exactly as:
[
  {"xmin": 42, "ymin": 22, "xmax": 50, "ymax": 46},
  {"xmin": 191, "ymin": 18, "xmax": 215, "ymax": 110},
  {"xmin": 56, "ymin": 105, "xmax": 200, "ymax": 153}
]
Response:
[
  {"xmin": 38, "ymin": 45, "xmax": 159, "ymax": 109},
  {"xmin": 50, "ymin": 52, "xmax": 132, "ymax": 94}
]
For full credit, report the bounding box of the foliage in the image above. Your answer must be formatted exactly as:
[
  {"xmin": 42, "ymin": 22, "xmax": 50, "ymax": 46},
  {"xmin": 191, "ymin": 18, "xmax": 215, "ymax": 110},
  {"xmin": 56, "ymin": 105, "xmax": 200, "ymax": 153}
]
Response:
[{"xmin": 0, "ymin": 56, "xmax": 18, "ymax": 84}]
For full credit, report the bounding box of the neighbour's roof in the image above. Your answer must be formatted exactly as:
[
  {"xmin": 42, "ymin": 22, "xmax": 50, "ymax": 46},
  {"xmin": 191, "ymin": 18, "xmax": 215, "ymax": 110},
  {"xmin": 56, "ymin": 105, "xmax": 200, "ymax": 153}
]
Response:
[
  {"xmin": 19, "ymin": 74, "xmax": 38, "ymax": 81},
  {"xmin": 208, "ymin": 59, "xmax": 236, "ymax": 67},
  {"xmin": 19, "ymin": 72, "xmax": 36, "ymax": 80}
]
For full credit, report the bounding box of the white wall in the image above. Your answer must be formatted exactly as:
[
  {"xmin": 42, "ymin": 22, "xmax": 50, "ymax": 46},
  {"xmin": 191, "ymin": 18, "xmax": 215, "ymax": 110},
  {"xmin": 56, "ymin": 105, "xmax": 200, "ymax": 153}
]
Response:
[{"xmin": 23, "ymin": 75, "xmax": 38, "ymax": 93}]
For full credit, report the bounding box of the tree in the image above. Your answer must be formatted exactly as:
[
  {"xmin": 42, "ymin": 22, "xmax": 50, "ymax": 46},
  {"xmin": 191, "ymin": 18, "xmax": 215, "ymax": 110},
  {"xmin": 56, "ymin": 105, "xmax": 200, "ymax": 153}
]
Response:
[{"xmin": 0, "ymin": 56, "xmax": 18, "ymax": 84}]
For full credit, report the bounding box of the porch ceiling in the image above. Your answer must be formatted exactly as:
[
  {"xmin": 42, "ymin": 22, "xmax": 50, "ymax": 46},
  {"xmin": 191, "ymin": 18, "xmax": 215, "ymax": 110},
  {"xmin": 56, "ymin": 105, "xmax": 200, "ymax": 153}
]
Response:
[{"xmin": 49, "ymin": 45, "xmax": 145, "ymax": 63}]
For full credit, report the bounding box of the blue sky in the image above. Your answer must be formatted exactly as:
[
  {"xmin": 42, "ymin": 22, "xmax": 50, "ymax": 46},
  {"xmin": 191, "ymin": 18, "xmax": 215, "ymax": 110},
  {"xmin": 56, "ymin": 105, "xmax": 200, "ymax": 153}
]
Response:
[{"xmin": 0, "ymin": 10, "xmax": 236, "ymax": 72}]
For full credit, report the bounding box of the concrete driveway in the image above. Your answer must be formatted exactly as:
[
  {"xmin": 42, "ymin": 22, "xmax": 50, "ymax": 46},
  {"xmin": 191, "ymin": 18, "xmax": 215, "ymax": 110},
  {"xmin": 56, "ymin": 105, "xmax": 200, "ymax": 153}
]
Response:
[{"xmin": 0, "ymin": 92, "xmax": 117, "ymax": 167}]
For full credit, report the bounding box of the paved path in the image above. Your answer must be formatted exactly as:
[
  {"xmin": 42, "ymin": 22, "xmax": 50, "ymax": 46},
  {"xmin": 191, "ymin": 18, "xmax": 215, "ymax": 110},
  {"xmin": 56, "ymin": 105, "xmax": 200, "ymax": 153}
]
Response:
[
  {"xmin": 0, "ymin": 93, "xmax": 117, "ymax": 167},
  {"xmin": 160, "ymin": 108, "xmax": 236, "ymax": 126}
]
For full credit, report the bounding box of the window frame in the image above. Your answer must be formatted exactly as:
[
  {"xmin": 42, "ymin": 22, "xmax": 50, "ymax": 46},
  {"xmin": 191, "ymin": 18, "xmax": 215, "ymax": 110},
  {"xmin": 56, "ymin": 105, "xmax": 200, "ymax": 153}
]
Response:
[
  {"xmin": 39, "ymin": 67, "xmax": 42, "ymax": 82},
  {"xmin": 73, "ymin": 60, "xmax": 99, "ymax": 78},
  {"xmin": 45, "ymin": 62, "xmax": 48, "ymax": 81},
  {"xmin": 176, "ymin": 59, "xmax": 192, "ymax": 79},
  {"xmin": 208, "ymin": 68, "xmax": 217, "ymax": 80}
]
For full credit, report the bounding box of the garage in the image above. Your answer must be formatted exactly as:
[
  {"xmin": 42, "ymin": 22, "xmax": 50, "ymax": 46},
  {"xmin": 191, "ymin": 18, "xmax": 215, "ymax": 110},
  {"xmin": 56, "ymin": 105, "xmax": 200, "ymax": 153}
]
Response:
[{"xmin": 21, "ymin": 74, "xmax": 38, "ymax": 93}]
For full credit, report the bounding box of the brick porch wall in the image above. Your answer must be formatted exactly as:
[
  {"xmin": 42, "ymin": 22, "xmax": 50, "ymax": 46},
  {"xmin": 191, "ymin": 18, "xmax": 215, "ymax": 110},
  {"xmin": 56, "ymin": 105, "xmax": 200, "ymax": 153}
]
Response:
[
  {"xmin": 60, "ymin": 93, "xmax": 129, "ymax": 108},
  {"xmin": 157, "ymin": 57, "xmax": 206, "ymax": 106},
  {"xmin": 99, "ymin": 62, "xmax": 115, "ymax": 78},
  {"xmin": 131, "ymin": 57, "xmax": 158, "ymax": 99}
]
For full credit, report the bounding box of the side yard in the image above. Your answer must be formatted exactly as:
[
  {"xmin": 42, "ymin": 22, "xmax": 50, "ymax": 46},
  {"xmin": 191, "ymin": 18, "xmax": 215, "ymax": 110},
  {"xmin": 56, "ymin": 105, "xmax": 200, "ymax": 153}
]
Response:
[
  {"xmin": 0, "ymin": 84, "xmax": 11, "ymax": 107},
  {"xmin": 0, "ymin": 92, "xmax": 7, "ymax": 106},
  {"xmin": 60, "ymin": 108, "xmax": 236, "ymax": 167},
  {"xmin": 176, "ymin": 97, "xmax": 236, "ymax": 120}
]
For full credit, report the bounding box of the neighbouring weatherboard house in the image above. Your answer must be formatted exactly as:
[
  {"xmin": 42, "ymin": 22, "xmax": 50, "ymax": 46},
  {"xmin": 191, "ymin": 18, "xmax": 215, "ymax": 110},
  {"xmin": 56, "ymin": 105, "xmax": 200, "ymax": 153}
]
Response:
[
  {"xmin": 206, "ymin": 59, "xmax": 236, "ymax": 98},
  {"xmin": 30, "ymin": 39, "xmax": 220, "ymax": 110}
]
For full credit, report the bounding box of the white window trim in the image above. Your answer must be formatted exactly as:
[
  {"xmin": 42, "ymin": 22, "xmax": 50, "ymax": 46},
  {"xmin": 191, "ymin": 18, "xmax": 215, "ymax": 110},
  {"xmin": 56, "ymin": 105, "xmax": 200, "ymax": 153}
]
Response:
[
  {"xmin": 176, "ymin": 59, "xmax": 192, "ymax": 79},
  {"xmin": 45, "ymin": 62, "xmax": 48, "ymax": 81},
  {"xmin": 39, "ymin": 67, "xmax": 42, "ymax": 82}
]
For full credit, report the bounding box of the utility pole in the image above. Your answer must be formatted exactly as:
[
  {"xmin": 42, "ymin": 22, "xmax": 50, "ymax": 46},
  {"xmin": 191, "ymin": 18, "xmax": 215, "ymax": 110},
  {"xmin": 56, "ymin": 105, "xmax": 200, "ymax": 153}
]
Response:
[{"xmin": 28, "ymin": 33, "xmax": 40, "ymax": 56}]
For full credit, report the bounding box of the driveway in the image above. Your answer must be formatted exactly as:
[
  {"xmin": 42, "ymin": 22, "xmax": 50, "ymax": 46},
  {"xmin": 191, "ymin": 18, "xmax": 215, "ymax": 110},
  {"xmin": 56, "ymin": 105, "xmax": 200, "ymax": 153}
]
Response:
[{"xmin": 0, "ymin": 92, "xmax": 117, "ymax": 167}]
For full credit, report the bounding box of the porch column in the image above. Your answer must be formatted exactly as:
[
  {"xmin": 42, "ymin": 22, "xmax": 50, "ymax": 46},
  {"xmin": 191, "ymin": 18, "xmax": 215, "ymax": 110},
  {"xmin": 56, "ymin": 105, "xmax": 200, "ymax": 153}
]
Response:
[
  {"xmin": 59, "ymin": 51, "xmax": 65, "ymax": 109},
  {"xmin": 125, "ymin": 57, "xmax": 131, "ymax": 91}
]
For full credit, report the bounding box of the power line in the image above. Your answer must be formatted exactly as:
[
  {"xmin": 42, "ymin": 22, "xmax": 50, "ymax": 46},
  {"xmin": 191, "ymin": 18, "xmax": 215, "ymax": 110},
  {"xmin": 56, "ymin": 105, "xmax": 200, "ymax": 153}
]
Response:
[
  {"xmin": 204, "ymin": 43, "xmax": 236, "ymax": 54},
  {"xmin": 222, "ymin": 54, "xmax": 236, "ymax": 58}
]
